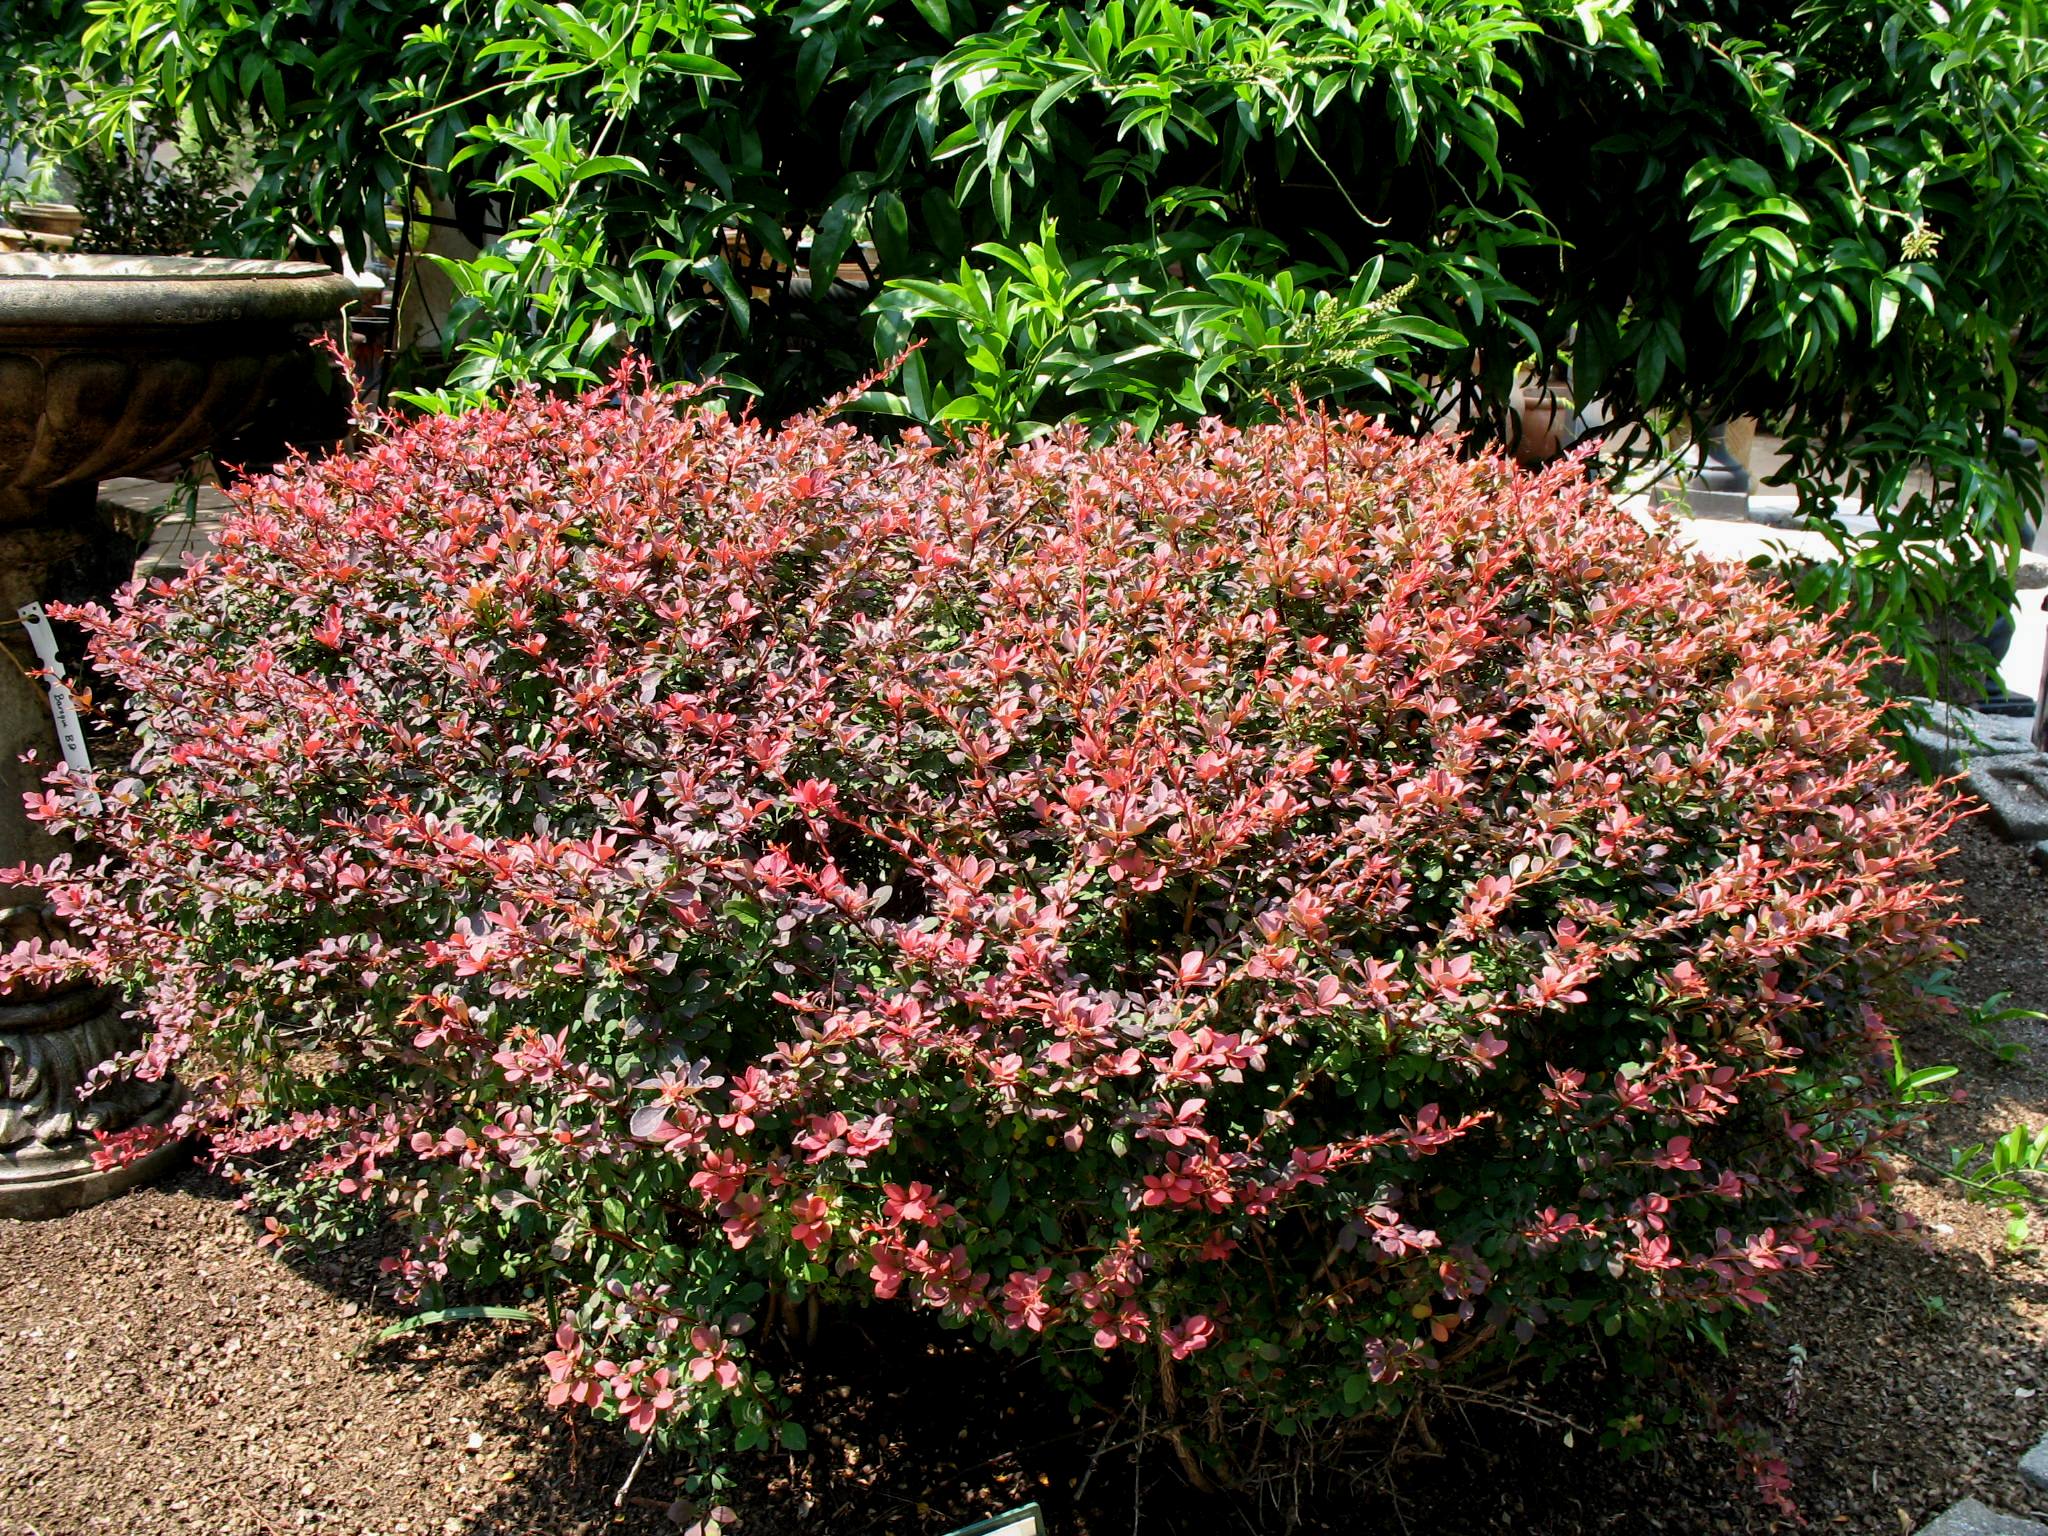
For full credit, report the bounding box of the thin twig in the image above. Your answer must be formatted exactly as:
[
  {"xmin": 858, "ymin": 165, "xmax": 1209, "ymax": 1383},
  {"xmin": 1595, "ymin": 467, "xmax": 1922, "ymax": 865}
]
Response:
[
  {"xmin": 1075, "ymin": 1393, "xmax": 1132, "ymax": 1505},
  {"xmin": 1130, "ymin": 1395, "xmax": 1147, "ymax": 1536},
  {"xmin": 613, "ymin": 1432, "xmax": 654, "ymax": 1510},
  {"xmin": 1436, "ymin": 1383, "xmax": 1594, "ymax": 1438}
]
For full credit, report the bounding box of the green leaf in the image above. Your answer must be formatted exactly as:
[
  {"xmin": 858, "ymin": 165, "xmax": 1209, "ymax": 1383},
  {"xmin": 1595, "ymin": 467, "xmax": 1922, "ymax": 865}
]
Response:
[
  {"xmin": 694, "ymin": 255, "xmax": 752, "ymax": 336},
  {"xmin": 922, "ymin": 188, "xmax": 966, "ymax": 258},
  {"xmin": 795, "ymin": 28, "xmax": 839, "ymax": 109},
  {"xmin": 911, "ymin": 0, "xmax": 957, "ymax": 39},
  {"xmin": 368, "ymin": 1306, "xmax": 534, "ymax": 1350},
  {"xmin": 872, "ymin": 190, "xmax": 912, "ymax": 274},
  {"xmin": 565, "ymin": 154, "xmax": 647, "ymax": 185},
  {"xmin": 808, "ymin": 192, "xmax": 866, "ymax": 293},
  {"xmin": 1694, "ymin": 1314, "xmax": 1728, "ymax": 1357},
  {"xmin": 1381, "ymin": 315, "xmax": 1466, "ymax": 349},
  {"xmin": 653, "ymin": 51, "xmax": 740, "ymax": 82}
]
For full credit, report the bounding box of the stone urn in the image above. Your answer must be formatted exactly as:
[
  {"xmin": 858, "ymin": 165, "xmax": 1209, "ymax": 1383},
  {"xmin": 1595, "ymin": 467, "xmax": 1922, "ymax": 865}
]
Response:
[{"xmin": 0, "ymin": 253, "xmax": 357, "ymax": 1217}]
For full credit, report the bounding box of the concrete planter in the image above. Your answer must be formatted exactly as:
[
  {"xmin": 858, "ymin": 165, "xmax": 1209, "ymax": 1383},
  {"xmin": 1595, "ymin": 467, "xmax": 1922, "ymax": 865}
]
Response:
[{"xmin": 0, "ymin": 253, "xmax": 357, "ymax": 1218}]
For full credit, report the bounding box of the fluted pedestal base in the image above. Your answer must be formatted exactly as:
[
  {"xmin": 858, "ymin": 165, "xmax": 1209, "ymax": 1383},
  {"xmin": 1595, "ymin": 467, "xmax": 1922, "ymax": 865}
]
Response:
[
  {"xmin": 0, "ymin": 982, "xmax": 181, "ymax": 1219},
  {"xmin": 0, "ymin": 493, "xmax": 180, "ymax": 1220},
  {"xmin": 0, "ymin": 1094, "xmax": 183, "ymax": 1218}
]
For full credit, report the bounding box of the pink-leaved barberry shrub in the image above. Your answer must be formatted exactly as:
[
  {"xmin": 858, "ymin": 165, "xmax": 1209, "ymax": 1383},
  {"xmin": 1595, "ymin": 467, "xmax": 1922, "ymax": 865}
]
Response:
[{"xmin": 5, "ymin": 375, "xmax": 1960, "ymax": 1486}]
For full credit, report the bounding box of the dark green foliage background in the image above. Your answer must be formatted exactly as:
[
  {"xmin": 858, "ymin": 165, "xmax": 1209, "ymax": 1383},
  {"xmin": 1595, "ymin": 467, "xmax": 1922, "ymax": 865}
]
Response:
[{"xmin": 6, "ymin": 0, "xmax": 2047, "ymax": 690}]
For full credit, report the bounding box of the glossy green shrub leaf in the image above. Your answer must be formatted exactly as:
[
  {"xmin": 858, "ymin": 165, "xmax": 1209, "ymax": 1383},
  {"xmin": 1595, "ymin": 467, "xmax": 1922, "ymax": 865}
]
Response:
[{"xmin": 9, "ymin": 0, "xmax": 2048, "ymax": 700}]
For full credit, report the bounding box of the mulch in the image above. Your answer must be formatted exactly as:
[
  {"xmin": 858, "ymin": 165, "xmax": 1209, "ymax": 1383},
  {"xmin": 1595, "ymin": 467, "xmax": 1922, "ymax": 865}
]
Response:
[{"xmin": 4, "ymin": 816, "xmax": 2046, "ymax": 1536}]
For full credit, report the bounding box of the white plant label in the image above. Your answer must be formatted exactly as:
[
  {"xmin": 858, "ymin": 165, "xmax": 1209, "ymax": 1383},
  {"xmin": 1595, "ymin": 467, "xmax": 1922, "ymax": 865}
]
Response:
[{"xmin": 18, "ymin": 602, "xmax": 92, "ymax": 773}]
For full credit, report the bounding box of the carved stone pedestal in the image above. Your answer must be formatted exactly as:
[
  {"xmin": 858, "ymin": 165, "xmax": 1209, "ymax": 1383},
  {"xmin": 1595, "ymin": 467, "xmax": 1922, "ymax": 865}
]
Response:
[
  {"xmin": 0, "ymin": 981, "xmax": 182, "ymax": 1217},
  {"xmin": 0, "ymin": 503, "xmax": 174, "ymax": 1219},
  {"xmin": 0, "ymin": 254, "xmax": 357, "ymax": 1218}
]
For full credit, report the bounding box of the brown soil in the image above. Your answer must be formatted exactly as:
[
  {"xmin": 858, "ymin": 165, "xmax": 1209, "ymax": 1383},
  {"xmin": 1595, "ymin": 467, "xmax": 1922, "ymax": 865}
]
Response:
[{"xmin": 4, "ymin": 817, "xmax": 2047, "ymax": 1536}]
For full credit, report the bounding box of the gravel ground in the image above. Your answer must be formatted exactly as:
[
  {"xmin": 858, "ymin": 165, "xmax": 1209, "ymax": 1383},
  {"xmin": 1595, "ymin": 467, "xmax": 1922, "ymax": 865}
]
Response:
[{"xmin": 3, "ymin": 817, "xmax": 2046, "ymax": 1536}]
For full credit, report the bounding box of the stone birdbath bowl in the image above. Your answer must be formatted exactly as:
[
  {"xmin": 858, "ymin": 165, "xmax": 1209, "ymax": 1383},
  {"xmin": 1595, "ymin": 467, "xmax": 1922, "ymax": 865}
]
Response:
[{"xmin": 0, "ymin": 252, "xmax": 357, "ymax": 1217}]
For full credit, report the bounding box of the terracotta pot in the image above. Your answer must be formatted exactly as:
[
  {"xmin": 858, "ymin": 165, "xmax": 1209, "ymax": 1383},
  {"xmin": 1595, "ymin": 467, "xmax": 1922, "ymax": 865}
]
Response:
[
  {"xmin": 11, "ymin": 204, "xmax": 86, "ymax": 240},
  {"xmin": 1720, "ymin": 416, "xmax": 1757, "ymax": 475},
  {"xmin": 1511, "ymin": 386, "xmax": 1572, "ymax": 464}
]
